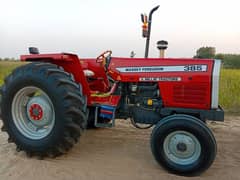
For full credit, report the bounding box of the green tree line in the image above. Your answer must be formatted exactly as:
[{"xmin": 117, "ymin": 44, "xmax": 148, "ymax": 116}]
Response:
[
  {"xmin": 194, "ymin": 47, "xmax": 240, "ymax": 69},
  {"xmin": 215, "ymin": 54, "xmax": 240, "ymax": 69},
  {"xmin": 0, "ymin": 58, "xmax": 19, "ymax": 61}
]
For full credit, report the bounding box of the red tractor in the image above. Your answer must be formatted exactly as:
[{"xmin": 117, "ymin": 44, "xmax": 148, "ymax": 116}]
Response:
[{"xmin": 0, "ymin": 6, "xmax": 224, "ymax": 175}]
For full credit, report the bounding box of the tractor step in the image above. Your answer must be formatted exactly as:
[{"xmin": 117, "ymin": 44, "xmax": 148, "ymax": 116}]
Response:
[{"xmin": 94, "ymin": 106, "xmax": 115, "ymax": 128}]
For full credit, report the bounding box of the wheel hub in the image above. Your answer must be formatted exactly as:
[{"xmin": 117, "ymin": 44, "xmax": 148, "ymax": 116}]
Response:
[
  {"xmin": 163, "ymin": 130, "xmax": 201, "ymax": 165},
  {"xmin": 26, "ymin": 96, "xmax": 53, "ymax": 127},
  {"xmin": 177, "ymin": 142, "xmax": 187, "ymax": 152},
  {"xmin": 29, "ymin": 104, "xmax": 43, "ymax": 120},
  {"xmin": 11, "ymin": 86, "xmax": 55, "ymax": 140}
]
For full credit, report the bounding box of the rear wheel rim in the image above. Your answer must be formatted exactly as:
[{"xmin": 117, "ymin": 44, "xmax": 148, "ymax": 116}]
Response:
[
  {"xmin": 163, "ymin": 130, "xmax": 201, "ymax": 165},
  {"xmin": 11, "ymin": 86, "xmax": 55, "ymax": 140}
]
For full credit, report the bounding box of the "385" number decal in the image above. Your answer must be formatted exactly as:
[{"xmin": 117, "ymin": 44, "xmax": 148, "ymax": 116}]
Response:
[{"xmin": 184, "ymin": 65, "xmax": 207, "ymax": 72}]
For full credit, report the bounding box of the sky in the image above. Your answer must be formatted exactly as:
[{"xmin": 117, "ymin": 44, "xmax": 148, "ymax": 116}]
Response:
[{"xmin": 0, "ymin": 0, "xmax": 240, "ymax": 59}]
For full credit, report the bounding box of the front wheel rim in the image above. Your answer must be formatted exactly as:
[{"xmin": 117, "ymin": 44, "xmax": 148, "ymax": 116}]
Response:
[
  {"xmin": 163, "ymin": 130, "xmax": 201, "ymax": 165},
  {"xmin": 11, "ymin": 86, "xmax": 55, "ymax": 140}
]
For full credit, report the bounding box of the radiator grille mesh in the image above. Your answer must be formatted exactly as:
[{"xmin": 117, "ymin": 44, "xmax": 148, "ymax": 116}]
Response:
[{"xmin": 173, "ymin": 84, "xmax": 207, "ymax": 104}]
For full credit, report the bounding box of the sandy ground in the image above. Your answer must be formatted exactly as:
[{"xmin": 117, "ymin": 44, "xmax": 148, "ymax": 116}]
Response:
[{"xmin": 0, "ymin": 116, "xmax": 240, "ymax": 180}]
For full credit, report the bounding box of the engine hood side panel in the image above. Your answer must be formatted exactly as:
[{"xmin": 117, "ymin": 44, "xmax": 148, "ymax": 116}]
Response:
[{"xmin": 109, "ymin": 57, "xmax": 214, "ymax": 110}]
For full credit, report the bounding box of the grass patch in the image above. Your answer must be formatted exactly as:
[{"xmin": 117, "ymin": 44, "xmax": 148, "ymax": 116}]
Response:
[
  {"xmin": 219, "ymin": 69, "xmax": 240, "ymax": 113},
  {"xmin": 0, "ymin": 61, "xmax": 27, "ymax": 85}
]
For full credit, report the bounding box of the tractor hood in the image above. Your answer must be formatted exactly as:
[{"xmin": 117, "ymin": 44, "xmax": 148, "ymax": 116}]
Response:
[{"xmin": 108, "ymin": 57, "xmax": 221, "ymax": 110}]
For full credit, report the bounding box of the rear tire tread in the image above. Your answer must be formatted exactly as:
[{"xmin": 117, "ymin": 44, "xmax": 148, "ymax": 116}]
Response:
[{"xmin": 0, "ymin": 62, "xmax": 87, "ymax": 158}]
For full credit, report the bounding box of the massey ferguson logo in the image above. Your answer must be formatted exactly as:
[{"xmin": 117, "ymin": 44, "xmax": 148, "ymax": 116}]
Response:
[{"xmin": 116, "ymin": 65, "xmax": 208, "ymax": 73}]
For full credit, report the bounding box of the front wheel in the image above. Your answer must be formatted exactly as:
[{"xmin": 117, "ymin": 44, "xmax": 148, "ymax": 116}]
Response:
[{"xmin": 151, "ymin": 114, "xmax": 216, "ymax": 175}]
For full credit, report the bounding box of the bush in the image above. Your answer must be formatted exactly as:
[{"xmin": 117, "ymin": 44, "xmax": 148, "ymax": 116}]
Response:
[{"xmin": 216, "ymin": 54, "xmax": 240, "ymax": 69}]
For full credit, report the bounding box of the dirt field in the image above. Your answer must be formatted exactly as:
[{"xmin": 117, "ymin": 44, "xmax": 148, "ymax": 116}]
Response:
[{"xmin": 0, "ymin": 116, "xmax": 240, "ymax": 180}]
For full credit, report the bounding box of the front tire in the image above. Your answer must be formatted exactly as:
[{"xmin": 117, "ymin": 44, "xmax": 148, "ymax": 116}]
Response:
[
  {"xmin": 151, "ymin": 114, "xmax": 216, "ymax": 175},
  {"xmin": 1, "ymin": 62, "xmax": 87, "ymax": 157}
]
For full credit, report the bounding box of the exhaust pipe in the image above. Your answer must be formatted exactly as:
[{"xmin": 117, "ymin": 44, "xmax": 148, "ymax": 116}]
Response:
[{"xmin": 141, "ymin": 5, "xmax": 160, "ymax": 58}]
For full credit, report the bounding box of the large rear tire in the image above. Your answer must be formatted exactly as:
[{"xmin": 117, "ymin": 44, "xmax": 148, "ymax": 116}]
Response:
[
  {"xmin": 151, "ymin": 114, "xmax": 216, "ymax": 175},
  {"xmin": 0, "ymin": 62, "xmax": 87, "ymax": 157}
]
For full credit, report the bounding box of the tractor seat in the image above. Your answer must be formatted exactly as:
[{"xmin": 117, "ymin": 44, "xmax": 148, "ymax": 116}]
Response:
[
  {"xmin": 83, "ymin": 68, "xmax": 110, "ymax": 92},
  {"xmin": 83, "ymin": 69, "xmax": 95, "ymax": 77}
]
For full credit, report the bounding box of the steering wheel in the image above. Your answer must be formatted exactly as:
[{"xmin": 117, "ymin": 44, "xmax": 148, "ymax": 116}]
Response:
[{"xmin": 96, "ymin": 50, "xmax": 112, "ymax": 66}]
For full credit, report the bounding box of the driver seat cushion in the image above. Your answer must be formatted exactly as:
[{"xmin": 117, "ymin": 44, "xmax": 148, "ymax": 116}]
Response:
[{"xmin": 83, "ymin": 69, "xmax": 95, "ymax": 77}]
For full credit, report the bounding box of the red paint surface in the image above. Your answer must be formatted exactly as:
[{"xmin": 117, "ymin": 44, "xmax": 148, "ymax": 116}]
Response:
[
  {"xmin": 108, "ymin": 57, "xmax": 214, "ymax": 109},
  {"xmin": 21, "ymin": 53, "xmax": 215, "ymax": 109}
]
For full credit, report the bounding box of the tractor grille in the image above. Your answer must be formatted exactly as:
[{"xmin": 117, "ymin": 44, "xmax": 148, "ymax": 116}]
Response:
[{"xmin": 173, "ymin": 84, "xmax": 207, "ymax": 105}]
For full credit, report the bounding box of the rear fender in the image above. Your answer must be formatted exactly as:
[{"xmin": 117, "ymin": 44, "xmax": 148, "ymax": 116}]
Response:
[{"xmin": 21, "ymin": 53, "xmax": 91, "ymax": 103}]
